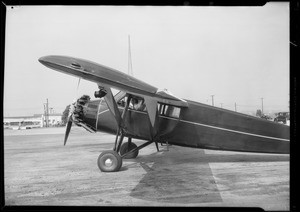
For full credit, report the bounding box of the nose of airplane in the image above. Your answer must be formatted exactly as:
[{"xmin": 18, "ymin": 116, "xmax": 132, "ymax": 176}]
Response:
[{"xmin": 63, "ymin": 95, "xmax": 97, "ymax": 145}]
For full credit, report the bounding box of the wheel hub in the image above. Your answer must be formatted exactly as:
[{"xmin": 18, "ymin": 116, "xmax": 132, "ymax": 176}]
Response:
[{"xmin": 104, "ymin": 158, "xmax": 113, "ymax": 167}]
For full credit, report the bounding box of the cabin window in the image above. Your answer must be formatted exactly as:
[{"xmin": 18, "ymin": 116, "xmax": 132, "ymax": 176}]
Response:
[
  {"xmin": 130, "ymin": 98, "xmax": 146, "ymax": 111},
  {"xmin": 117, "ymin": 96, "xmax": 147, "ymax": 112},
  {"xmin": 158, "ymin": 103, "xmax": 181, "ymax": 118},
  {"xmin": 117, "ymin": 96, "xmax": 127, "ymax": 108}
]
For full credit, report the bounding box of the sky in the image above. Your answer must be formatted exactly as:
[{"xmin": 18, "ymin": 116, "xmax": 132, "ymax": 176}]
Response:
[{"xmin": 4, "ymin": 3, "xmax": 289, "ymax": 117}]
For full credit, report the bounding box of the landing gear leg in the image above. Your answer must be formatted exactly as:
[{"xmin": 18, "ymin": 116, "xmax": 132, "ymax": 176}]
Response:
[
  {"xmin": 154, "ymin": 141, "xmax": 159, "ymax": 152},
  {"xmin": 97, "ymin": 94, "xmax": 132, "ymax": 172}
]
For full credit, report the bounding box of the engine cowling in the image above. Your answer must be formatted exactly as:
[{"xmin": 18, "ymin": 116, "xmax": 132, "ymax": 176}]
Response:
[{"xmin": 72, "ymin": 95, "xmax": 100, "ymax": 132}]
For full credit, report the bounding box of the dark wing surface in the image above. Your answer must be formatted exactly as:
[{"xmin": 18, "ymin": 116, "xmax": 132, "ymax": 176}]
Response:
[{"xmin": 39, "ymin": 55, "xmax": 188, "ymax": 107}]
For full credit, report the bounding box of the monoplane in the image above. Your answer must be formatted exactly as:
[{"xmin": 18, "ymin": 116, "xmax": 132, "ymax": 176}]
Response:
[{"xmin": 39, "ymin": 55, "xmax": 290, "ymax": 172}]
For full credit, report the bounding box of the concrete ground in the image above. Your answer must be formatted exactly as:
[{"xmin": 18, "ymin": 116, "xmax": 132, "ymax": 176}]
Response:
[{"xmin": 4, "ymin": 127, "xmax": 289, "ymax": 210}]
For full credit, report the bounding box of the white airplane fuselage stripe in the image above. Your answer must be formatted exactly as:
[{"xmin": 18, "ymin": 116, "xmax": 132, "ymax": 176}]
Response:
[
  {"xmin": 96, "ymin": 107, "xmax": 289, "ymax": 142},
  {"xmin": 179, "ymin": 118, "xmax": 289, "ymax": 142}
]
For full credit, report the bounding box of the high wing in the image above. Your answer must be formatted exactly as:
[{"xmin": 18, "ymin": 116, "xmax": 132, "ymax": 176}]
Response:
[
  {"xmin": 39, "ymin": 55, "xmax": 187, "ymax": 138},
  {"xmin": 38, "ymin": 55, "xmax": 188, "ymax": 108}
]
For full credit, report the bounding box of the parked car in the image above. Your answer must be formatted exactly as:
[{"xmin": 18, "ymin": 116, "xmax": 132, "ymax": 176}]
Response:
[
  {"xmin": 274, "ymin": 112, "xmax": 289, "ymax": 124},
  {"xmin": 260, "ymin": 114, "xmax": 272, "ymax": 121}
]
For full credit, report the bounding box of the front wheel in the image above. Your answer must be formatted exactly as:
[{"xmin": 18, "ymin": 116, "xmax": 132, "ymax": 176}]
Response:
[{"xmin": 97, "ymin": 150, "xmax": 122, "ymax": 172}]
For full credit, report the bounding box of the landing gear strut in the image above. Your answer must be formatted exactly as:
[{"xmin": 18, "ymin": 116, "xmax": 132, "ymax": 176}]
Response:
[
  {"xmin": 97, "ymin": 138, "xmax": 156, "ymax": 172},
  {"xmin": 96, "ymin": 90, "xmax": 158, "ymax": 172}
]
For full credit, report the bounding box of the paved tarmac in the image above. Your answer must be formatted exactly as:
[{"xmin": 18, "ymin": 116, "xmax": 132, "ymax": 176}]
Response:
[{"xmin": 4, "ymin": 127, "xmax": 289, "ymax": 210}]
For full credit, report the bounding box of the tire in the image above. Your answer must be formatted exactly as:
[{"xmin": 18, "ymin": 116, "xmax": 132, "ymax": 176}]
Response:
[
  {"xmin": 97, "ymin": 150, "xmax": 122, "ymax": 172},
  {"xmin": 120, "ymin": 142, "xmax": 139, "ymax": 159}
]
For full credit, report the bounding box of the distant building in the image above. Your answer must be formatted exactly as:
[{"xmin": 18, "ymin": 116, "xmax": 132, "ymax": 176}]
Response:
[
  {"xmin": 4, "ymin": 113, "xmax": 62, "ymax": 130},
  {"xmin": 39, "ymin": 113, "xmax": 63, "ymax": 127}
]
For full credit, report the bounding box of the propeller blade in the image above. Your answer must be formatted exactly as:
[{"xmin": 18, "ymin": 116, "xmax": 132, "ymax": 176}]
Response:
[
  {"xmin": 64, "ymin": 118, "xmax": 72, "ymax": 146},
  {"xmin": 64, "ymin": 103, "xmax": 75, "ymax": 146},
  {"xmin": 64, "ymin": 78, "xmax": 82, "ymax": 146}
]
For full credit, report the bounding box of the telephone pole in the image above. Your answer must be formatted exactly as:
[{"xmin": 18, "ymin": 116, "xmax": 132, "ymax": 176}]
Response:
[
  {"xmin": 44, "ymin": 99, "xmax": 49, "ymax": 127},
  {"xmin": 220, "ymin": 103, "xmax": 223, "ymax": 108},
  {"xmin": 211, "ymin": 95, "xmax": 214, "ymax": 106},
  {"xmin": 235, "ymin": 102, "xmax": 237, "ymax": 112},
  {"xmin": 261, "ymin": 97, "xmax": 264, "ymax": 114}
]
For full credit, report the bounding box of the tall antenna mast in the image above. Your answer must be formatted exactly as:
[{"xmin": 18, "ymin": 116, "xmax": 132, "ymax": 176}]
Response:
[{"xmin": 128, "ymin": 35, "xmax": 133, "ymax": 76}]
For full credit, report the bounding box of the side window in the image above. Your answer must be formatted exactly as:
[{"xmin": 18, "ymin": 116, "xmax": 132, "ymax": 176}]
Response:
[
  {"xmin": 117, "ymin": 96, "xmax": 127, "ymax": 108},
  {"xmin": 167, "ymin": 106, "xmax": 181, "ymax": 118},
  {"xmin": 158, "ymin": 103, "xmax": 181, "ymax": 118},
  {"xmin": 130, "ymin": 98, "xmax": 146, "ymax": 111},
  {"xmin": 117, "ymin": 96, "xmax": 147, "ymax": 111}
]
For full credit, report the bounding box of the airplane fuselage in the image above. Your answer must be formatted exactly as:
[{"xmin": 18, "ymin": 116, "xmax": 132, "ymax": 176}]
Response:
[{"xmin": 81, "ymin": 95, "xmax": 289, "ymax": 154}]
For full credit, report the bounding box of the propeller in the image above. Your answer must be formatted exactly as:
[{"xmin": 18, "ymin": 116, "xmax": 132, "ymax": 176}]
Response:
[
  {"xmin": 64, "ymin": 77, "xmax": 81, "ymax": 146},
  {"xmin": 64, "ymin": 102, "xmax": 76, "ymax": 146},
  {"xmin": 63, "ymin": 78, "xmax": 97, "ymax": 145}
]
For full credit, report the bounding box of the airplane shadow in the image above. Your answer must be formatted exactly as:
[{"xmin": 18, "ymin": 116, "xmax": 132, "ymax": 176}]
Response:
[
  {"xmin": 127, "ymin": 146, "xmax": 289, "ymax": 204},
  {"xmin": 128, "ymin": 146, "xmax": 289, "ymax": 165}
]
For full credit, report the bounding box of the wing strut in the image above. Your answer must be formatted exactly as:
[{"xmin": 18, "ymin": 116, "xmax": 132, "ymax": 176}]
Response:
[
  {"xmin": 144, "ymin": 96, "xmax": 160, "ymax": 152},
  {"xmin": 113, "ymin": 94, "xmax": 132, "ymax": 152},
  {"xmin": 99, "ymin": 84, "xmax": 160, "ymax": 157},
  {"xmin": 97, "ymin": 84, "xmax": 128, "ymax": 153},
  {"xmin": 102, "ymin": 85, "xmax": 124, "ymax": 128}
]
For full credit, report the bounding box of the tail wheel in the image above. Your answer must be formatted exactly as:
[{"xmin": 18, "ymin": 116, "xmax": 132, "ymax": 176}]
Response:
[
  {"xmin": 97, "ymin": 150, "xmax": 122, "ymax": 172},
  {"xmin": 120, "ymin": 142, "xmax": 139, "ymax": 159}
]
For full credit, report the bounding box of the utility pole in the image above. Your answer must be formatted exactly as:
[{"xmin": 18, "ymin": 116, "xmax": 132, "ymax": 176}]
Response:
[
  {"xmin": 44, "ymin": 99, "xmax": 49, "ymax": 127},
  {"xmin": 220, "ymin": 103, "xmax": 223, "ymax": 108},
  {"xmin": 261, "ymin": 97, "xmax": 264, "ymax": 114},
  {"xmin": 235, "ymin": 102, "xmax": 237, "ymax": 112},
  {"xmin": 211, "ymin": 95, "xmax": 214, "ymax": 106}
]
